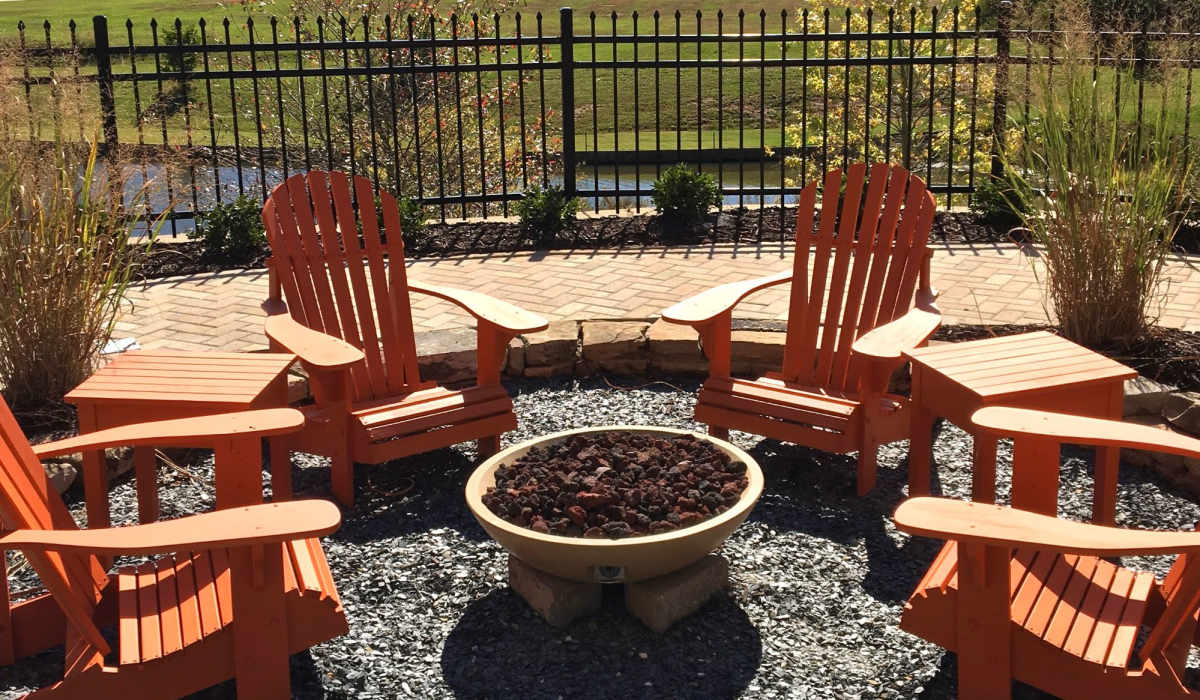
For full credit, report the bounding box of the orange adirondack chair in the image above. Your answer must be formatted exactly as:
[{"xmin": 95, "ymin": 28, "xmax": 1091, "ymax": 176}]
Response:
[
  {"xmin": 896, "ymin": 407, "xmax": 1200, "ymax": 699},
  {"xmin": 661, "ymin": 163, "xmax": 940, "ymax": 495},
  {"xmin": 261, "ymin": 171, "xmax": 548, "ymax": 506},
  {"xmin": 0, "ymin": 396, "xmax": 348, "ymax": 698}
]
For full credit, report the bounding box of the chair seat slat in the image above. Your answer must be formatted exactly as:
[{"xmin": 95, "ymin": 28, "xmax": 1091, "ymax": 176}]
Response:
[
  {"xmin": 1012, "ymin": 550, "xmax": 1058, "ymax": 627},
  {"xmin": 1083, "ymin": 566, "xmax": 1135, "ymax": 666},
  {"xmin": 1110, "ymin": 572, "xmax": 1154, "ymax": 668},
  {"xmin": 1062, "ymin": 558, "xmax": 1119, "ymax": 656},
  {"xmin": 117, "ymin": 569, "xmax": 141, "ymax": 666}
]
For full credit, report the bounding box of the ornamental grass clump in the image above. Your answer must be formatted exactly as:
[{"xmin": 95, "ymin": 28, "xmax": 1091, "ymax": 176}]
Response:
[
  {"xmin": 0, "ymin": 139, "xmax": 162, "ymax": 418},
  {"xmin": 1007, "ymin": 6, "xmax": 1190, "ymax": 348}
]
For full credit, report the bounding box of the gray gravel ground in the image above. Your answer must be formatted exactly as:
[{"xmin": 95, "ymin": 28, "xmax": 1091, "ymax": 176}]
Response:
[{"xmin": 5, "ymin": 376, "xmax": 1200, "ymax": 699}]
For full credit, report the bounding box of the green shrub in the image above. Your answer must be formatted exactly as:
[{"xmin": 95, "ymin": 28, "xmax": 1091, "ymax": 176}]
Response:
[
  {"xmin": 375, "ymin": 195, "xmax": 426, "ymax": 243},
  {"xmin": 651, "ymin": 164, "xmax": 720, "ymax": 227},
  {"xmin": 161, "ymin": 24, "xmax": 199, "ymax": 75},
  {"xmin": 516, "ymin": 185, "xmax": 581, "ymax": 245},
  {"xmin": 190, "ymin": 195, "xmax": 267, "ymax": 263},
  {"xmin": 397, "ymin": 196, "xmax": 426, "ymax": 238},
  {"xmin": 971, "ymin": 171, "xmax": 1032, "ymax": 230}
]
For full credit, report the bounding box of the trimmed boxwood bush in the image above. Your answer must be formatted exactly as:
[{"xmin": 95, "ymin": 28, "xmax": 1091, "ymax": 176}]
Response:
[
  {"xmin": 189, "ymin": 195, "xmax": 267, "ymax": 264},
  {"xmin": 652, "ymin": 164, "xmax": 721, "ymax": 229},
  {"xmin": 516, "ymin": 185, "xmax": 581, "ymax": 246},
  {"xmin": 970, "ymin": 171, "xmax": 1031, "ymax": 231}
]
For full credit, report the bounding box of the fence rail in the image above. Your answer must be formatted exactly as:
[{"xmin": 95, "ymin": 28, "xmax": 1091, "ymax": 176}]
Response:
[{"xmin": 3, "ymin": 4, "xmax": 1198, "ymax": 236}]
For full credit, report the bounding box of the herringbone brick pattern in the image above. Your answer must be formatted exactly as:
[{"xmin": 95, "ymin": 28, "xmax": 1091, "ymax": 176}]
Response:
[{"xmin": 117, "ymin": 242, "xmax": 1200, "ymax": 353}]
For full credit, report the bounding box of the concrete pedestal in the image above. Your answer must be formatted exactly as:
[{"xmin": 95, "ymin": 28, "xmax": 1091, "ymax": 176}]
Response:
[{"xmin": 508, "ymin": 553, "xmax": 729, "ymax": 632}]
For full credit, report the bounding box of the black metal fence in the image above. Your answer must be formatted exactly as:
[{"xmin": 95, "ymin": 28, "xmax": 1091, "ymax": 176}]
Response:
[{"xmin": 4, "ymin": 4, "xmax": 1198, "ymax": 235}]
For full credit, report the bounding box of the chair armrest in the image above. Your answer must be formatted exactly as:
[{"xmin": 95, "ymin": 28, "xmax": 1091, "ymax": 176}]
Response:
[
  {"xmin": 263, "ymin": 299, "xmax": 365, "ymax": 370},
  {"xmin": 32, "ymin": 409, "xmax": 306, "ymax": 459},
  {"xmin": 972, "ymin": 407, "xmax": 1200, "ymax": 459},
  {"xmin": 894, "ymin": 497, "xmax": 1200, "ymax": 557},
  {"xmin": 408, "ymin": 282, "xmax": 548, "ymax": 334},
  {"xmin": 851, "ymin": 304, "xmax": 942, "ymax": 362},
  {"xmin": 0, "ymin": 500, "xmax": 340, "ymax": 556},
  {"xmin": 660, "ymin": 270, "xmax": 792, "ymax": 326}
]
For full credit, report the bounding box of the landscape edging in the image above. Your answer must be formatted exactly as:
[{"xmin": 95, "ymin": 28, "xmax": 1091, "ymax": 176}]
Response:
[{"xmin": 283, "ymin": 319, "xmax": 1200, "ymax": 498}]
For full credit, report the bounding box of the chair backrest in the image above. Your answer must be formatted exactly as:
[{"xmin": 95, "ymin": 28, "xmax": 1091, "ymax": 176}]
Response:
[
  {"xmin": 263, "ymin": 171, "xmax": 423, "ymax": 402},
  {"xmin": 780, "ymin": 163, "xmax": 936, "ymax": 392},
  {"xmin": 0, "ymin": 395, "xmax": 110, "ymax": 656}
]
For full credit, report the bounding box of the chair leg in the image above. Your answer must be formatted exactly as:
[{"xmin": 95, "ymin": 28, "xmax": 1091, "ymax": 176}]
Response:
[
  {"xmin": 268, "ymin": 436, "xmax": 292, "ymax": 501},
  {"xmin": 0, "ymin": 548, "xmax": 12, "ymax": 666},
  {"xmin": 856, "ymin": 441, "xmax": 878, "ymax": 496},
  {"xmin": 329, "ymin": 436, "xmax": 354, "ymax": 507},
  {"xmin": 231, "ymin": 544, "xmax": 291, "ymax": 699},
  {"xmin": 707, "ymin": 425, "xmax": 730, "ymax": 440},
  {"xmin": 955, "ymin": 543, "xmax": 1014, "ymax": 700},
  {"xmin": 477, "ymin": 435, "xmax": 501, "ymax": 458}
]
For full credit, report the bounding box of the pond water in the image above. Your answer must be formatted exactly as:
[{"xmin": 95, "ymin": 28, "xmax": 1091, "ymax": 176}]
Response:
[{"xmin": 120, "ymin": 160, "xmax": 961, "ymax": 237}]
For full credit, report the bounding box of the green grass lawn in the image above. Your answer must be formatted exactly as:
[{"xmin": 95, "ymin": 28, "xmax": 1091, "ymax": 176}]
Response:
[
  {"xmin": 4, "ymin": 0, "xmax": 834, "ymax": 151},
  {"xmin": 0, "ymin": 0, "xmax": 802, "ymax": 43},
  {"xmin": 4, "ymin": 0, "xmax": 1198, "ymax": 209},
  {"xmin": 0, "ymin": 1, "xmax": 275, "ymax": 41}
]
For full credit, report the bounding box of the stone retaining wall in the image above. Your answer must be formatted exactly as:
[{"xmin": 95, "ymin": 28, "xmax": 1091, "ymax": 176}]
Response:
[
  {"xmin": 288, "ymin": 319, "xmax": 1200, "ymax": 498},
  {"xmin": 42, "ymin": 320, "xmax": 1200, "ymax": 501},
  {"xmin": 414, "ymin": 319, "xmax": 791, "ymax": 385},
  {"xmin": 1121, "ymin": 378, "xmax": 1200, "ymax": 496}
]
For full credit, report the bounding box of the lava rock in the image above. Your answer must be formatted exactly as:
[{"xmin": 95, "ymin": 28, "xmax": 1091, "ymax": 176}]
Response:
[{"xmin": 482, "ymin": 431, "xmax": 748, "ymax": 540}]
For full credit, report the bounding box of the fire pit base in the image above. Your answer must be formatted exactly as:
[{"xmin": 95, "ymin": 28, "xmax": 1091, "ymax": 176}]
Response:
[
  {"xmin": 508, "ymin": 554, "xmax": 729, "ymax": 631},
  {"xmin": 625, "ymin": 554, "xmax": 729, "ymax": 633},
  {"xmin": 508, "ymin": 555, "xmax": 602, "ymax": 628}
]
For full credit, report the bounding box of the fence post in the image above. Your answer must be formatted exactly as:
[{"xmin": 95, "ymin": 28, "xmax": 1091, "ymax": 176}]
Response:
[
  {"xmin": 989, "ymin": 0, "xmax": 1010, "ymax": 179},
  {"xmin": 559, "ymin": 7, "xmax": 576, "ymax": 197},
  {"xmin": 93, "ymin": 15, "xmax": 119, "ymax": 150}
]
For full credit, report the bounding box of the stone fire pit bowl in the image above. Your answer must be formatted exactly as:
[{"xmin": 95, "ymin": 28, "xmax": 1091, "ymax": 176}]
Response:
[{"xmin": 465, "ymin": 425, "xmax": 764, "ymax": 583}]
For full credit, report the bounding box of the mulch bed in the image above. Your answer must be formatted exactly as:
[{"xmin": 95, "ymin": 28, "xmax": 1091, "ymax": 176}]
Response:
[
  {"xmin": 136, "ymin": 209, "xmax": 1200, "ymax": 282},
  {"xmin": 134, "ymin": 208, "xmax": 1007, "ymax": 281},
  {"xmin": 134, "ymin": 240, "xmax": 269, "ymax": 281},
  {"xmin": 482, "ymin": 431, "xmax": 748, "ymax": 539}
]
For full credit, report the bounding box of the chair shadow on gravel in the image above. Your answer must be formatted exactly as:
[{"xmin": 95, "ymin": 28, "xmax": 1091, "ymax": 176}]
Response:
[
  {"xmin": 288, "ymin": 445, "xmax": 492, "ymax": 547},
  {"xmin": 743, "ymin": 439, "xmax": 944, "ymax": 605},
  {"xmin": 441, "ymin": 585, "xmax": 762, "ymax": 699},
  {"xmin": 917, "ymin": 652, "xmax": 1059, "ymax": 699}
]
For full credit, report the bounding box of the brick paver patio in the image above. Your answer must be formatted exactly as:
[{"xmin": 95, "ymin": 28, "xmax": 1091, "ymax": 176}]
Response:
[{"xmin": 116, "ymin": 240, "xmax": 1200, "ymax": 353}]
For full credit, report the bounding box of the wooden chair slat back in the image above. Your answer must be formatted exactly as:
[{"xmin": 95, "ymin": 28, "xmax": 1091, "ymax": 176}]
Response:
[
  {"xmin": 264, "ymin": 171, "xmax": 423, "ymax": 400},
  {"xmin": 780, "ymin": 164, "xmax": 934, "ymax": 392},
  {"xmin": 377, "ymin": 184, "xmax": 423, "ymax": 388},
  {"xmin": 1139, "ymin": 532, "xmax": 1200, "ymax": 663},
  {"xmin": 322, "ymin": 172, "xmax": 391, "ymax": 395},
  {"xmin": 0, "ymin": 396, "xmax": 109, "ymax": 656},
  {"xmin": 292, "ymin": 172, "xmax": 372, "ymax": 398},
  {"xmin": 813, "ymin": 163, "xmax": 869, "ymax": 387},
  {"xmin": 827, "ymin": 163, "xmax": 892, "ymax": 387},
  {"xmin": 780, "ymin": 183, "xmax": 818, "ymax": 381}
]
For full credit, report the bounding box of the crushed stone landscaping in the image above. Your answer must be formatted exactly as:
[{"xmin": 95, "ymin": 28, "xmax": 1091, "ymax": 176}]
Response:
[{"xmin": 5, "ymin": 376, "xmax": 1200, "ymax": 699}]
